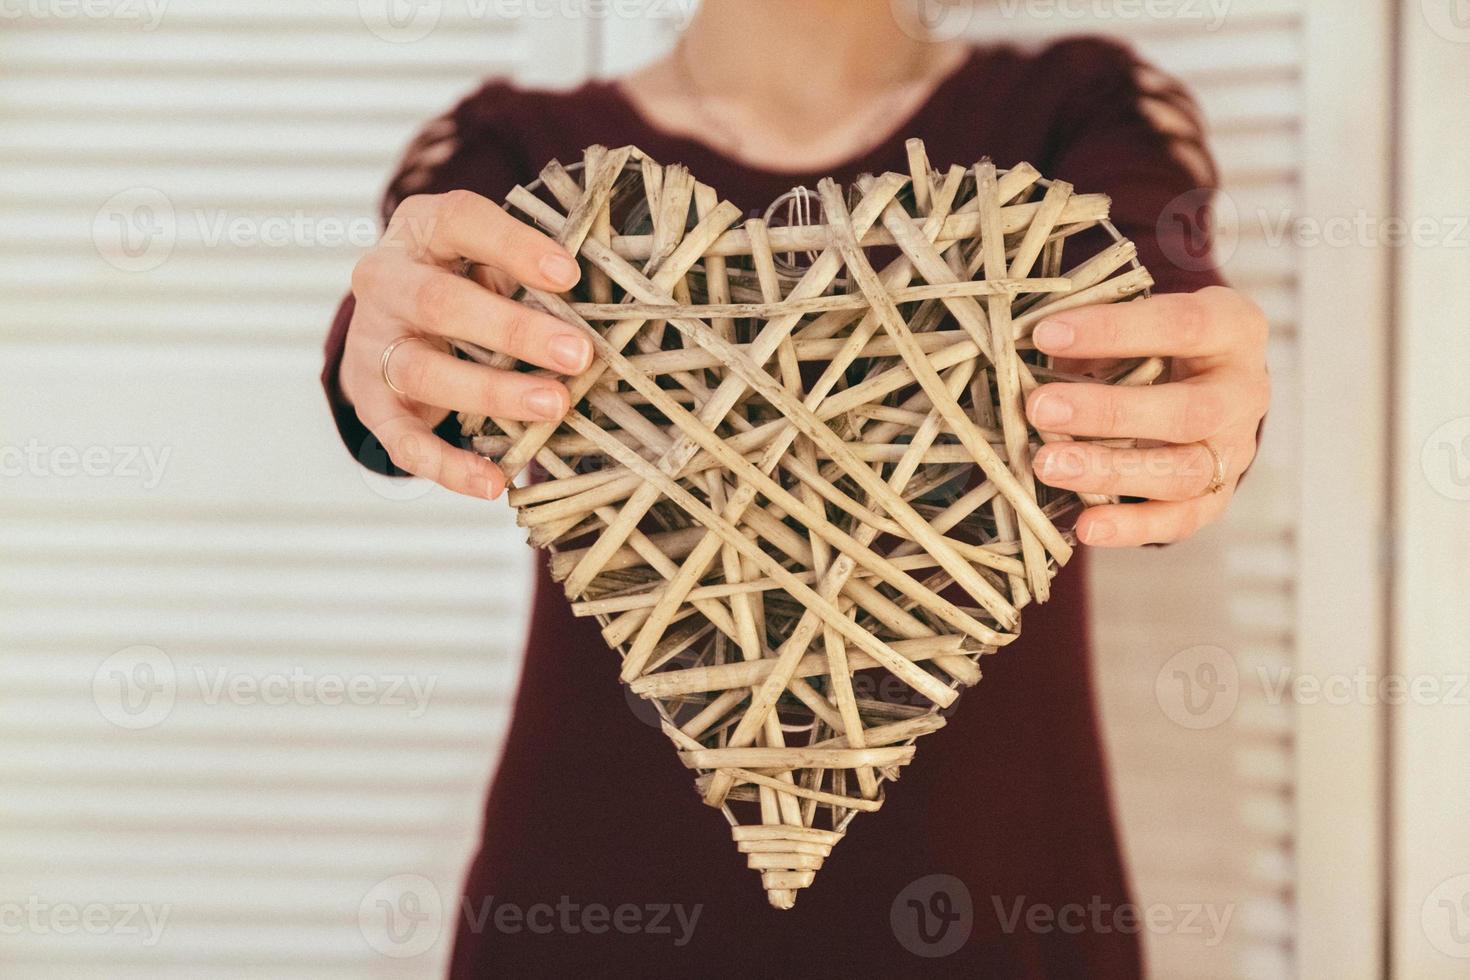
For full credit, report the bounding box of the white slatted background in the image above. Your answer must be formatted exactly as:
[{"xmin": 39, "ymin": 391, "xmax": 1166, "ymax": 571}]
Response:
[
  {"xmin": 2, "ymin": 3, "xmax": 1303, "ymax": 977},
  {"xmin": 963, "ymin": 5, "xmax": 1302, "ymax": 979},
  {"xmin": 0, "ymin": 4, "xmax": 590, "ymax": 978}
]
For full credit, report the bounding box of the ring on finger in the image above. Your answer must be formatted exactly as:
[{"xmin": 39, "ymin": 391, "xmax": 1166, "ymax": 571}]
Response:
[
  {"xmin": 1197, "ymin": 440, "xmax": 1228, "ymax": 496},
  {"xmin": 381, "ymin": 335, "xmax": 431, "ymax": 396}
]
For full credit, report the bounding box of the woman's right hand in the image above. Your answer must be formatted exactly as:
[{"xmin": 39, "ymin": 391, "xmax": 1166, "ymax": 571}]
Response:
[{"xmin": 338, "ymin": 190, "xmax": 590, "ymax": 499}]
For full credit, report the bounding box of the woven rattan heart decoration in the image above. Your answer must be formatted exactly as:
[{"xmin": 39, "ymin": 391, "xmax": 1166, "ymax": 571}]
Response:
[{"xmin": 456, "ymin": 141, "xmax": 1159, "ymax": 910}]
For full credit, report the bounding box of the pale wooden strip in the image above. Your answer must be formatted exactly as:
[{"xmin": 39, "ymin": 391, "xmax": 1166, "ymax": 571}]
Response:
[
  {"xmin": 570, "ymin": 276, "xmax": 1070, "ymax": 321},
  {"xmin": 731, "ymin": 825, "xmax": 843, "ymax": 845},
  {"xmin": 678, "ymin": 745, "xmax": 914, "ymax": 770},
  {"xmin": 628, "ymin": 636, "xmax": 973, "ymax": 700},
  {"xmin": 587, "ymin": 193, "xmax": 1113, "ymax": 260},
  {"xmin": 717, "ymin": 768, "xmax": 883, "ymax": 813}
]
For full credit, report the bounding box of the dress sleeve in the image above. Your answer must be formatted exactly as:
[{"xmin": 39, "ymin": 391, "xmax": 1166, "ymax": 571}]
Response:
[
  {"xmin": 1038, "ymin": 41, "xmax": 1264, "ymax": 501},
  {"xmin": 319, "ymin": 81, "xmax": 527, "ymax": 475},
  {"xmin": 1037, "ymin": 38, "xmax": 1226, "ymax": 296}
]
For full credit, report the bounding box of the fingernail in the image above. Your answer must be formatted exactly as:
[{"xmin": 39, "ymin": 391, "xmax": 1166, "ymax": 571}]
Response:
[
  {"xmin": 1083, "ymin": 519, "xmax": 1115, "ymax": 544},
  {"xmin": 1037, "ymin": 447, "xmax": 1083, "ymax": 480},
  {"xmin": 1033, "ymin": 319, "xmax": 1075, "ymax": 352},
  {"xmin": 548, "ymin": 333, "xmax": 592, "ymax": 374},
  {"xmin": 524, "ymin": 387, "xmax": 565, "ymax": 420},
  {"xmin": 1029, "ymin": 391, "xmax": 1073, "ymax": 427},
  {"xmin": 540, "ymin": 254, "xmax": 581, "ymax": 289},
  {"xmin": 478, "ymin": 460, "xmax": 504, "ymax": 499}
]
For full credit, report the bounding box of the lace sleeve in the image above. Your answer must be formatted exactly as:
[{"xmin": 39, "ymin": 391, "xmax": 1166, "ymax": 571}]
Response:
[
  {"xmin": 320, "ymin": 80, "xmax": 527, "ymax": 474},
  {"xmin": 379, "ymin": 79, "xmax": 528, "ymax": 224},
  {"xmin": 1041, "ymin": 38, "xmax": 1226, "ymax": 295}
]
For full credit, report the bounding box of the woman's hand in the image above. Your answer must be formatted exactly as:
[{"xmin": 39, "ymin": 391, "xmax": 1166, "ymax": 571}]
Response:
[
  {"xmin": 339, "ymin": 190, "xmax": 590, "ymax": 499},
  {"xmin": 1027, "ymin": 285, "xmax": 1270, "ymax": 547}
]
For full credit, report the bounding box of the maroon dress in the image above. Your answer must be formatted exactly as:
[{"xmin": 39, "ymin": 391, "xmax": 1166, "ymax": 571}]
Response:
[{"xmin": 322, "ymin": 39, "xmax": 1222, "ymax": 978}]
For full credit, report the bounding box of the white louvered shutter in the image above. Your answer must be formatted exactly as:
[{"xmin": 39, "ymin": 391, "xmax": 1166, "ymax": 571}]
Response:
[
  {"xmin": 957, "ymin": 5, "xmax": 1303, "ymax": 978},
  {"xmin": 1, "ymin": 5, "xmax": 592, "ymax": 978}
]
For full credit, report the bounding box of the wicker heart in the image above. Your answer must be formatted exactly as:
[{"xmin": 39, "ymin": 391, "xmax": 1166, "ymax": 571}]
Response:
[{"xmin": 457, "ymin": 141, "xmax": 1157, "ymax": 909}]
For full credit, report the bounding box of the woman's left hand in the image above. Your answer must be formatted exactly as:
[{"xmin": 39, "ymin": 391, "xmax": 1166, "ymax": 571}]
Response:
[{"xmin": 1026, "ymin": 285, "xmax": 1271, "ymax": 547}]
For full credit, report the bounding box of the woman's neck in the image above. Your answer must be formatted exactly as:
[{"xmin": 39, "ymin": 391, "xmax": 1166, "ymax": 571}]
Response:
[
  {"xmin": 683, "ymin": 0, "xmax": 939, "ymax": 109},
  {"xmin": 618, "ymin": 1, "xmax": 968, "ymax": 172}
]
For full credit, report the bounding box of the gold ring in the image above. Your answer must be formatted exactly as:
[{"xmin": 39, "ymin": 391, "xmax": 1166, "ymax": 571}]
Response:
[
  {"xmin": 380, "ymin": 335, "xmax": 426, "ymax": 396},
  {"xmin": 1199, "ymin": 441, "xmax": 1227, "ymax": 496}
]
